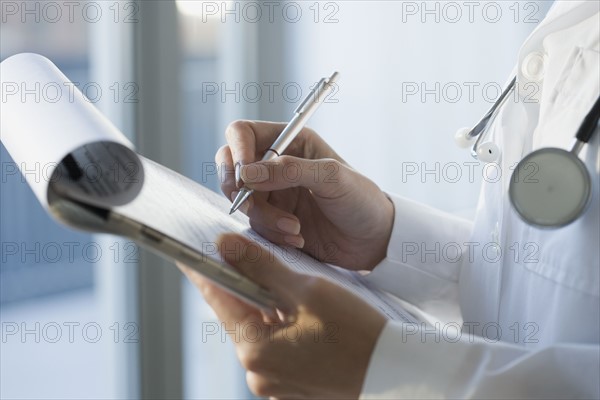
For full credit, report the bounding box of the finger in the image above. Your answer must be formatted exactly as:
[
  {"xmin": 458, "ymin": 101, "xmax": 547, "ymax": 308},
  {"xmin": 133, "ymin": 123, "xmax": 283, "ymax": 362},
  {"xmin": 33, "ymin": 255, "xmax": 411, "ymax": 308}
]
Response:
[
  {"xmin": 247, "ymin": 197, "xmax": 301, "ymax": 236},
  {"xmin": 225, "ymin": 120, "xmax": 289, "ymax": 163},
  {"xmin": 225, "ymin": 121, "xmax": 318, "ymax": 185},
  {"xmin": 241, "ymin": 156, "xmax": 347, "ymax": 198},
  {"xmin": 225, "ymin": 121, "xmax": 288, "ymax": 188},
  {"xmin": 215, "ymin": 145, "xmax": 237, "ymax": 199},
  {"xmin": 246, "ymin": 371, "xmax": 292, "ymax": 399},
  {"xmin": 217, "ymin": 233, "xmax": 300, "ymax": 302},
  {"xmin": 177, "ymin": 262, "xmax": 262, "ymax": 325},
  {"xmin": 244, "ymin": 121, "xmax": 324, "ymax": 159},
  {"xmin": 249, "ymin": 217, "xmax": 305, "ymax": 249}
]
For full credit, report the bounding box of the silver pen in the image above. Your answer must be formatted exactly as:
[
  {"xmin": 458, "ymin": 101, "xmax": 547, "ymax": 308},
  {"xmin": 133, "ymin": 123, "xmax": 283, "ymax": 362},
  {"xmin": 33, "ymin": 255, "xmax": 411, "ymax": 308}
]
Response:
[{"xmin": 229, "ymin": 71, "xmax": 339, "ymax": 214}]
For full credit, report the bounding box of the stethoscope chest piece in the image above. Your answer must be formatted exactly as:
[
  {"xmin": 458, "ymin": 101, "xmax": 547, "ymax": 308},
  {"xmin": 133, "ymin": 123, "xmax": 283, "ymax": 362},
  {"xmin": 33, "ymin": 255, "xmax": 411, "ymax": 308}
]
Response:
[
  {"xmin": 509, "ymin": 148, "xmax": 591, "ymax": 228},
  {"xmin": 457, "ymin": 79, "xmax": 598, "ymax": 229}
]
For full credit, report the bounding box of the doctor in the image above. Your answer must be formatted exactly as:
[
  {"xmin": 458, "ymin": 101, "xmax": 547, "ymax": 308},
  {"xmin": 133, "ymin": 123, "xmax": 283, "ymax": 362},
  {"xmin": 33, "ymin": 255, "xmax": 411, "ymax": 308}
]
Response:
[{"xmin": 179, "ymin": 1, "xmax": 599, "ymax": 398}]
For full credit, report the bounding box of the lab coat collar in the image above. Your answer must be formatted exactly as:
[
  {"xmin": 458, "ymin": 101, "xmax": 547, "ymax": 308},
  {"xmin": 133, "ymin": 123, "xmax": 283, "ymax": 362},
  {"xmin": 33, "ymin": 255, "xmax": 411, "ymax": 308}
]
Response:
[{"xmin": 516, "ymin": 0, "xmax": 600, "ymax": 99}]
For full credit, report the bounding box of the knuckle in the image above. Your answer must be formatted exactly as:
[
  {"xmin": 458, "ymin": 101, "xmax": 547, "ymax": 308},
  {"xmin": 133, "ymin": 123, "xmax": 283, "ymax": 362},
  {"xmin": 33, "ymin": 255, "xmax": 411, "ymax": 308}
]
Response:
[
  {"xmin": 319, "ymin": 157, "xmax": 343, "ymax": 172},
  {"xmin": 246, "ymin": 372, "xmax": 272, "ymax": 397},
  {"xmin": 215, "ymin": 144, "xmax": 230, "ymax": 164},
  {"xmin": 322, "ymin": 157, "xmax": 341, "ymax": 166},
  {"xmin": 276, "ymin": 156, "xmax": 303, "ymax": 183},
  {"xmin": 239, "ymin": 349, "xmax": 262, "ymax": 372},
  {"xmin": 225, "ymin": 120, "xmax": 250, "ymax": 139},
  {"xmin": 303, "ymin": 126, "xmax": 317, "ymax": 137},
  {"xmin": 318, "ymin": 158, "xmax": 345, "ymax": 187},
  {"xmin": 296, "ymin": 126, "xmax": 316, "ymax": 148},
  {"xmin": 277, "ymin": 155, "xmax": 294, "ymax": 166}
]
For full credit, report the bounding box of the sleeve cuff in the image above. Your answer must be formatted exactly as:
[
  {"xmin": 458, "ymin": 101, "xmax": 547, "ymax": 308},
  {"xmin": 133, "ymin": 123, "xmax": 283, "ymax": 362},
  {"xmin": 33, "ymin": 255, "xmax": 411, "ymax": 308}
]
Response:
[
  {"xmin": 360, "ymin": 320, "xmax": 455, "ymax": 399},
  {"xmin": 365, "ymin": 193, "xmax": 473, "ymax": 321},
  {"xmin": 360, "ymin": 320, "xmax": 600, "ymax": 399}
]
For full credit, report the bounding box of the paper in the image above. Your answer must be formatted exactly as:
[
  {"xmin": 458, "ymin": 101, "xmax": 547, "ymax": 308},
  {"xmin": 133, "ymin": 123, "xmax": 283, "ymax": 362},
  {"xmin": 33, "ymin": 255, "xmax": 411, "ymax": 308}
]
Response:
[
  {"xmin": 115, "ymin": 157, "xmax": 416, "ymax": 322},
  {"xmin": 1, "ymin": 53, "xmax": 416, "ymax": 323},
  {"xmin": 1, "ymin": 53, "xmax": 137, "ymax": 207}
]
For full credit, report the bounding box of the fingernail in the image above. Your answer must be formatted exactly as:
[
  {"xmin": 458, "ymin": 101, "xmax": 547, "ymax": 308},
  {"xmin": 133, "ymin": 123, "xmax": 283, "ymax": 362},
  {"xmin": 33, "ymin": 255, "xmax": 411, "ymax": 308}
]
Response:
[
  {"xmin": 284, "ymin": 313, "xmax": 298, "ymax": 324},
  {"xmin": 235, "ymin": 163, "xmax": 242, "ymax": 188},
  {"xmin": 241, "ymin": 163, "xmax": 270, "ymax": 183},
  {"xmin": 284, "ymin": 235, "xmax": 305, "ymax": 249},
  {"xmin": 279, "ymin": 310, "xmax": 297, "ymax": 324},
  {"xmin": 277, "ymin": 217, "xmax": 301, "ymax": 235}
]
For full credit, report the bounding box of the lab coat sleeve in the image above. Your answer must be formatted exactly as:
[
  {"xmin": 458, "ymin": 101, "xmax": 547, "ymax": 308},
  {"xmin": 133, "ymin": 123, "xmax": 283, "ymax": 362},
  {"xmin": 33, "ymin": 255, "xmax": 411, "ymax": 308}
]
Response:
[
  {"xmin": 360, "ymin": 320, "xmax": 600, "ymax": 399},
  {"xmin": 364, "ymin": 193, "xmax": 473, "ymax": 321}
]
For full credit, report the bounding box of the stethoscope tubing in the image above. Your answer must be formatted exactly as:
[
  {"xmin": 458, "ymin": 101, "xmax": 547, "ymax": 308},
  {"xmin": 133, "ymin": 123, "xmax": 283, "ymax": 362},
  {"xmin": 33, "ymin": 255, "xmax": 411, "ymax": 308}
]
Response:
[
  {"xmin": 470, "ymin": 77, "xmax": 517, "ymax": 159},
  {"xmin": 464, "ymin": 76, "xmax": 599, "ymax": 229}
]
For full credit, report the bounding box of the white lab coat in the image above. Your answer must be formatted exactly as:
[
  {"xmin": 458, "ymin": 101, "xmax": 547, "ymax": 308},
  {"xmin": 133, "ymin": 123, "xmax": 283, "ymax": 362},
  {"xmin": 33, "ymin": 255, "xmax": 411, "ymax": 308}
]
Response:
[{"xmin": 361, "ymin": 1, "xmax": 600, "ymax": 398}]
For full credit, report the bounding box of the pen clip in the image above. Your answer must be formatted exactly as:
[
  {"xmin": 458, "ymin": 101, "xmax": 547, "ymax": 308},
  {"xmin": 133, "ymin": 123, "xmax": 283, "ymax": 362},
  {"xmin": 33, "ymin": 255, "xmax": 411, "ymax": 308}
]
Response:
[{"xmin": 294, "ymin": 77, "xmax": 326, "ymax": 115}]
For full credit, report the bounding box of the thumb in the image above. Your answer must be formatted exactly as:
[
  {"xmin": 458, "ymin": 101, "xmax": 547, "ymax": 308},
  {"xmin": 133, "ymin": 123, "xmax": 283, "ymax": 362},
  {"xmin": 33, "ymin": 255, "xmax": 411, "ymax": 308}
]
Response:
[
  {"xmin": 240, "ymin": 156, "xmax": 347, "ymax": 198},
  {"xmin": 217, "ymin": 233, "xmax": 300, "ymax": 306}
]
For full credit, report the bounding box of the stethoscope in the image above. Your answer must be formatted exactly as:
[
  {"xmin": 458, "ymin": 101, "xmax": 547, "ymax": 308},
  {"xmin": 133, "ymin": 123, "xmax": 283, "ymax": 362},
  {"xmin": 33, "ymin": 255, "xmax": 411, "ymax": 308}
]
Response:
[{"xmin": 455, "ymin": 77, "xmax": 600, "ymax": 229}]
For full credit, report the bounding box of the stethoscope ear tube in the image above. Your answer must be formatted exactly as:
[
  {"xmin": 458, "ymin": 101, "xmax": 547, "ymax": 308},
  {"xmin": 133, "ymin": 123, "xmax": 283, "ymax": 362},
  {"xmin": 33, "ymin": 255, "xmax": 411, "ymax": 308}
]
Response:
[
  {"xmin": 460, "ymin": 77, "xmax": 517, "ymax": 161},
  {"xmin": 467, "ymin": 77, "xmax": 517, "ymax": 139}
]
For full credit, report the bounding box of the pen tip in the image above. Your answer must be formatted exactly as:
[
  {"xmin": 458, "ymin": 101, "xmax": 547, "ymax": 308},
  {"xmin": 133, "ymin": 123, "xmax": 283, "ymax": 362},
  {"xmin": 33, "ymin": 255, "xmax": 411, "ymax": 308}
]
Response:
[{"xmin": 229, "ymin": 189, "xmax": 251, "ymax": 215}]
